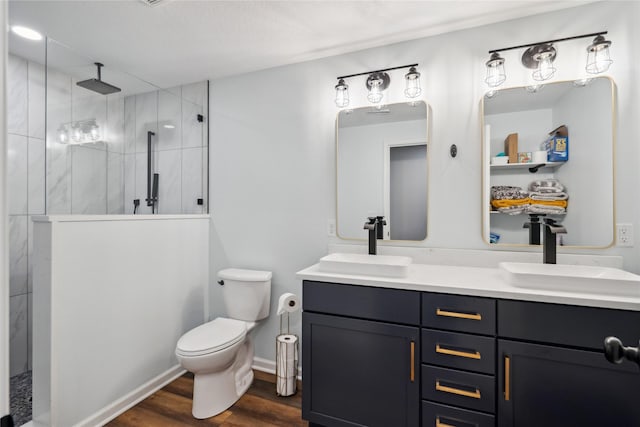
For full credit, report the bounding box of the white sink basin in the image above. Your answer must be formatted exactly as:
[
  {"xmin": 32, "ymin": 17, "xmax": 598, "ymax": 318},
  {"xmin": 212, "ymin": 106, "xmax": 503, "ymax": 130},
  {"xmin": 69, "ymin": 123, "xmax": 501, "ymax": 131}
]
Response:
[
  {"xmin": 499, "ymin": 262, "xmax": 640, "ymax": 297},
  {"xmin": 318, "ymin": 253, "xmax": 412, "ymax": 278}
]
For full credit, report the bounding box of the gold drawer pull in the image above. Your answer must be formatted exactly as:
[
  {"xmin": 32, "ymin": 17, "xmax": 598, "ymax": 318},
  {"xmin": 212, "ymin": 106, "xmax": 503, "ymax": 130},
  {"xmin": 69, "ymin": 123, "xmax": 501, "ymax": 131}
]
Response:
[
  {"xmin": 505, "ymin": 355, "xmax": 511, "ymax": 401},
  {"xmin": 436, "ymin": 344, "xmax": 481, "ymax": 360},
  {"xmin": 410, "ymin": 341, "xmax": 415, "ymax": 382},
  {"xmin": 436, "ymin": 417, "xmax": 456, "ymax": 427},
  {"xmin": 436, "ymin": 308, "xmax": 482, "ymax": 321},
  {"xmin": 435, "ymin": 380, "xmax": 481, "ymax": 399}
]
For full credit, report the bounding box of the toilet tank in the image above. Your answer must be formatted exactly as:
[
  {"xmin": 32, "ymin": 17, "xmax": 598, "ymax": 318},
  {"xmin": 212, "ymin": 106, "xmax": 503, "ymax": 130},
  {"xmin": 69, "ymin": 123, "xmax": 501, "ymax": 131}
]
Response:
[{"xmin": 218, "ymin": 268, "xmax": 272, "ymax": 321}]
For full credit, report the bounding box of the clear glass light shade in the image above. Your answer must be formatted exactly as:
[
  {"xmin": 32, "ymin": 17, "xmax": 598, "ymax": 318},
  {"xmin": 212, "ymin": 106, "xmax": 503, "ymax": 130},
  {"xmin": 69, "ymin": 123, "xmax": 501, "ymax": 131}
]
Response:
[
  {"xmin": 484, "ymin": 53, "xmax": 506, "ymax": 88},
  {"xmin": 367, "ymin": 78, "xmax": 384, "ymax": 104},
  {"xmin": 404, "ymin": 67, "xmax": 421, "ymax": 98},
  {"xmin": 334, "ymin": 79, "xmax": 349, "ymax": 108},
  {"xmin": 532, "ymin": 53, "xmax": 556, "ymax": 81},
  {"xmin": 586, "ymin": 36, "xmax": 613, "ymax": 74},
  {"xmin": 89, "ymin": 124, "xmax": 100, "ymax": 140},
  {"xmin": 72, "ymin": 126, "xmax": 83, "ymax": 142}
]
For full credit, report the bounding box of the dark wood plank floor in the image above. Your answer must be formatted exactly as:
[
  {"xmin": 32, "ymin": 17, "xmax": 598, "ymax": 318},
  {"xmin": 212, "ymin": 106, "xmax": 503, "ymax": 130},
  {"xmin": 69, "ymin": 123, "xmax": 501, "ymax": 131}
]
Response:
[{"xmin": 107, "ymin": 370, "xmax": 307, "ymax": 427}]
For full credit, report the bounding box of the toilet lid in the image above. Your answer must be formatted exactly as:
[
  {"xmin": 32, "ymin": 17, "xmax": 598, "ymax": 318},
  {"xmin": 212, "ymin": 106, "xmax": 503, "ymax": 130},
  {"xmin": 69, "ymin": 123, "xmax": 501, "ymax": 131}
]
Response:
[{"xmin": 176, "ymin": 317, "xmax": 247, "ymax": 357}]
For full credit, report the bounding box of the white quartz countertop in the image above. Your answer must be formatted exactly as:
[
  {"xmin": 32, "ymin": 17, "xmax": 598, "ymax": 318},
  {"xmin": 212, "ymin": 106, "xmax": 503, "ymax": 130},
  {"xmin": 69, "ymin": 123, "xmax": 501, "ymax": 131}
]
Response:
[{"xmin": 296, "ymin": 263, "xmax": 640, "ymax": 311}]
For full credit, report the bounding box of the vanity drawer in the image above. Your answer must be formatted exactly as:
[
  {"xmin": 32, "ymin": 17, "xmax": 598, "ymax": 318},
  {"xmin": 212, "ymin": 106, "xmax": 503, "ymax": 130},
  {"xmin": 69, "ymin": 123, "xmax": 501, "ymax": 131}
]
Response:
[
  {"xmin": 422, "ymin": 293, "xmax": 496, "ymax": 335},
  {"xmin": 303, "ymin": 280, "xmax": 420, "ymax": 325},
  {"xmin": 422, "ymin": 365, "xmax": 495, "ymax": 413},
  {"xmin": 422, "ymin": 401, "xmax": 495, "ymax": 427},
  {"xmin": 498, "ymin": 300, "xmax": 640, "ymax": 351},
  {"xmin": 422, "ymin": 329, "xmax": 495, "ymax": 374}
]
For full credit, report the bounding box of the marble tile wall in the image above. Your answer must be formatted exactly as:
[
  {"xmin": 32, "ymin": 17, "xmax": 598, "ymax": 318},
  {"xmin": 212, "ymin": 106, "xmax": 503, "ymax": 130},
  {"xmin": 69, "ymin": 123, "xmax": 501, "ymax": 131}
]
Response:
[
  {"xmin": 123, "ymin": 81, "xmax": 208, "ymax": 215},
  {"xmin": 8, "ymin": 54, "xmax": 45, "ymax": 376}
]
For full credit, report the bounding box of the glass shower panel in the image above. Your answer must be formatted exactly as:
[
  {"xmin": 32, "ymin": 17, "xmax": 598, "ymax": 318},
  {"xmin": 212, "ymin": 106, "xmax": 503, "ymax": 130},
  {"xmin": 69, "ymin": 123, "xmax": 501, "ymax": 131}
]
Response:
[{"xmin": 46, "ymin": 38, "xmax": 208, "ymax": 215}]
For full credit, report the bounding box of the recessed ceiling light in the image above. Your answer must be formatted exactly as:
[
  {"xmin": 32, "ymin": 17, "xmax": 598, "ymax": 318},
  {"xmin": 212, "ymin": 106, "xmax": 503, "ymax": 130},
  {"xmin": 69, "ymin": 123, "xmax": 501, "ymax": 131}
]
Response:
[
  {"xmin": 11, "ymin": 25, "xmax": 43, "ymax": 41},
  {"xmin": 163, "ymin": 124, "xmax": 175, "ymax": 129}
]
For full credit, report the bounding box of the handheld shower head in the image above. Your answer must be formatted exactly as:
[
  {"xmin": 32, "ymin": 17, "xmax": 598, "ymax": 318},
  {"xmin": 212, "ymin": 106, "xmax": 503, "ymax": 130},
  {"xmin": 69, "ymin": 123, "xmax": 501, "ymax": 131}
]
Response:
[{"xmin": 76, "ymin": 63, "xmax": 121, "ymax": 95}]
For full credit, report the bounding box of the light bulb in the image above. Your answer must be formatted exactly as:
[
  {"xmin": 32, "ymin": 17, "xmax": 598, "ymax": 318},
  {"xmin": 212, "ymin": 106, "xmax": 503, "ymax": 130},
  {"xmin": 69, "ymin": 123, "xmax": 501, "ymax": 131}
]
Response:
[
  {"xmin": 334, "ymin": 79, "xmax": 349, "ymax": 108},
  {"xmin": 484, "ymin": 53, "xmax": 506, "ymax": 88},
  {"xmin": 404, "ymin": 67, "xmax": 421, "ymax": 98},
  {"xmin": 367, "ymin": 77, "xmax": 383, "ymax": 104},
  {"xmin": 90, "ymin": 124, "xmax": 100, "ymax": 141},
  {"xmin": 58, "ymin": 127, "xmax": 68, "ymax": 143},
  {"xmin": 72, "ymin": 126, "xmax": 82, "ymax": 142},
  {"xmin": 532, "ymin": 53, "xmax": 556, "ymax": 81}
]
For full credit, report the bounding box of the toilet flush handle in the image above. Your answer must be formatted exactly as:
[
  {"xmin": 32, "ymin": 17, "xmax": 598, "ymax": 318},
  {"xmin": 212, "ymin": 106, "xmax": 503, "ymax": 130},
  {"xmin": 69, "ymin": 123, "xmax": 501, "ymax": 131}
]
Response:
[{"xmin": 217, "ymin": 280, "xmax": 224, "ymax": 286}]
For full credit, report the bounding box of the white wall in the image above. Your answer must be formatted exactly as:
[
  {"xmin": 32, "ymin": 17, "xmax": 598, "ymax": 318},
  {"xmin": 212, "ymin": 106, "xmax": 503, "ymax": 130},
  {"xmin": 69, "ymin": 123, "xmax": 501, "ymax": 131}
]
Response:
[
  {"xmin": 554, "ymin": 78, "xmax": 614, "ymax": 246},
  {"xmin": 209, "ymin": 2, "xmax": 640, "ymax": 363},
  {"xmin": 32, "ymin": 215, "xmax": 209, "ymax": 427}
]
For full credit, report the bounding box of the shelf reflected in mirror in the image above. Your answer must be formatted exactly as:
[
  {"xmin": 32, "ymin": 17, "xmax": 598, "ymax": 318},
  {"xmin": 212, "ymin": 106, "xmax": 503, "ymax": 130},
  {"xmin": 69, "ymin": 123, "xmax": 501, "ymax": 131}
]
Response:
[{"xmin": 481, "ymin": 77, "xmax": 615, "ymax": 248}]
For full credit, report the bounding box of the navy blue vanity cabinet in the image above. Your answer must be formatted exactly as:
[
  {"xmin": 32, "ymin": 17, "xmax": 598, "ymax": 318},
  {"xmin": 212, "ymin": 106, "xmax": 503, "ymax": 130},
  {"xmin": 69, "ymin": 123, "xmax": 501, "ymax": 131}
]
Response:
[
  {"xmin": 302, "ymin": 281, "xmax": 421, "ymax": 427},
  {"xmin": 421, "ymin": 293, "xmax": 497, "ymax": 427},
  {"xmin": 497, "ymin": 300, "xmax": 640, "ymax": 427}
]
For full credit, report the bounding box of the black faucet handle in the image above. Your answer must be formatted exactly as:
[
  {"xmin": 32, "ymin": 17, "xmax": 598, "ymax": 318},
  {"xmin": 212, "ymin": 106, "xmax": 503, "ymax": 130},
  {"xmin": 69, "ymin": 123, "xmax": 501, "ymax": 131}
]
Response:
[
  {"xmin": 367, "ymin": 216, "xmax": 377, "ymax": 223},
  {"xmin": 376, "ymin": 215, "xmax": 387, "ymax": 225}
]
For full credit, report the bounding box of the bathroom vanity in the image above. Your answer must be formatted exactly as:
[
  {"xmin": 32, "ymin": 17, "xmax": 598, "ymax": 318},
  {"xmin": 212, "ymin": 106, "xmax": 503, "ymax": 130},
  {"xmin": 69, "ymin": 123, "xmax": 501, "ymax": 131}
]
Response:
[{"xmin": 298, "ymin": 262, "xmax": 640, "ymax": 427}]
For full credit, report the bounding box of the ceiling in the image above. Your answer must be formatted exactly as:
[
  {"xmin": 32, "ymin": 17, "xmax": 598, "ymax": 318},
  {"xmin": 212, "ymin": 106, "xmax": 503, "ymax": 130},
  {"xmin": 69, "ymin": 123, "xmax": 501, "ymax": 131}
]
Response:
[{"xmin": 8, "ymin": 0, "xmax": 594, "ymax": 89}]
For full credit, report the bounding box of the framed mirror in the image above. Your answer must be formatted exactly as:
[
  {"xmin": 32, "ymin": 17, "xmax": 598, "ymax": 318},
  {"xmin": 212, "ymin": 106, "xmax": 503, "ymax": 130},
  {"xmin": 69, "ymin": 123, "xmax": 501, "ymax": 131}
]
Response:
[
  {"xmin": 481, "ymin": 77, "xmax": 615, "ymax": 247},
  {"xmin": 336, "ymin": 101, "xmax": 429, "ymax": 241}
]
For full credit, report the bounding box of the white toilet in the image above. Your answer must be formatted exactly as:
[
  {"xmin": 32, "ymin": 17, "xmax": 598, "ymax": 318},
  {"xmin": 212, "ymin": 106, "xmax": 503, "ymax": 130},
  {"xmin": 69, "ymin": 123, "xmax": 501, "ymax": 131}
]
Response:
[{"xmin": 176, "ymin": 268, "xmax": 272, "ymax": 419}]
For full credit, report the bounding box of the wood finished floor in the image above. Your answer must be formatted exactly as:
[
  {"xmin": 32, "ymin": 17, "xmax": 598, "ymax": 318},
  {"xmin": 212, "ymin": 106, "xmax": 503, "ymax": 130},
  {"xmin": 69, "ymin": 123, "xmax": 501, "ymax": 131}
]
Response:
[{"xmin": 107, "ymin": 371, "xmax": 308, "ymax": 427}]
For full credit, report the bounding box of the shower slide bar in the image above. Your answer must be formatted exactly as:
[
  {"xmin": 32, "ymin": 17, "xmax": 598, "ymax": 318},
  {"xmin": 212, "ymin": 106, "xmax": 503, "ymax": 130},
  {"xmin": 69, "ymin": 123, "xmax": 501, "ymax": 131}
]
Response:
[{"xmin": 146, "ymin": 131, "xmax": 159, "ymax": 213}]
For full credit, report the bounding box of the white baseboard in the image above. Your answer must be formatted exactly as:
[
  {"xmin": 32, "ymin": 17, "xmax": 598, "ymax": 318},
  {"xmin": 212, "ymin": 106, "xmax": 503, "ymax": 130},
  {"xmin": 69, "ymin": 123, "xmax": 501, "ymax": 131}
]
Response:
[
  {"xmin": 253, "ymin": 356, "xmax": 302, "ymax": 380},
  {"xmin": 74, "ymin": 365, "xmax": 186, "ymax": 427}
]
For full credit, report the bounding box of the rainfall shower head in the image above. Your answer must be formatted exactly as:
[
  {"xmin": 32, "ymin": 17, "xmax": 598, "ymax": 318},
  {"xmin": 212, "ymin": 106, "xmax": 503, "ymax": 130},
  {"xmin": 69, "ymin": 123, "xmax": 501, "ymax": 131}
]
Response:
[{"xmin": 76, "ymin": 62, "xmax": 121, "ymax": 95}]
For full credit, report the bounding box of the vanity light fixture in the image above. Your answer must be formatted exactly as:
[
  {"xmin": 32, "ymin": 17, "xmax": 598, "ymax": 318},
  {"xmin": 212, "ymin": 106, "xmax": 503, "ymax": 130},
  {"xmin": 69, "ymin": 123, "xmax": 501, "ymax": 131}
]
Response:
[
  {"xmin": 404, "ymin": 67, "xmax": 421, "ymax": 98},
  {"xmin": 334, "ymin": 63, "xmax": 419, "ymax": 107},
  {"xmin": 366, "ymin": 72, "xmax": 389, "ymax": 104},
  {"xmin": 586, "ymin": 34, "xmax": 613, "ymax": 74},
  {"xmin": 484, "ymin": 52, "xmax": 506, "ymax": 88},
  {"xmin": 485, "ymin": 31, "xmax": 612, "ymax": 90},
  {"xmin": 334, "ymin": 79, "xmax": 349, "ymax": 108},
  {"xmin": 58, "ymin": 119, "xmax": 102, "ymax": 145}
]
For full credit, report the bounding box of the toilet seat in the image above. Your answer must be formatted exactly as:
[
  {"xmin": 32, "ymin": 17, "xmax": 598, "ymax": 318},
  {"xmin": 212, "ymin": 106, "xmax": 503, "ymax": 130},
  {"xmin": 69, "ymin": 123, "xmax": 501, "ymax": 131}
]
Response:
[{"xmin": 176, "ymin": 317, "xmax": 247, "ymax": 357}]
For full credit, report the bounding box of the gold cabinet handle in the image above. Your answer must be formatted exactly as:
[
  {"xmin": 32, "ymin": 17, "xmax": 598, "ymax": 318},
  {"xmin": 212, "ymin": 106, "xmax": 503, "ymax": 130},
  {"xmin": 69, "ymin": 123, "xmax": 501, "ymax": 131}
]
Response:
[
  {"xmin": 436, "ymin": 308, "xmax": 482, "ymax": 321},
  {"xmin": 435, "ymin": 380, "xmax": 481, "ymax": 399},
  {"xmin": 504, "ymin": 355, "xmax": 511, "ymax": 401},
  {"xmin": 410, "ymin": 341, "xmax": 415, "ymax": 382},
  {"xmin": 436, "ymin": 344, "xmax": 481, "ymax": 360},
  {"xmin": 436, "ymin": 417, "xmax": 456, "ymax": 427}
]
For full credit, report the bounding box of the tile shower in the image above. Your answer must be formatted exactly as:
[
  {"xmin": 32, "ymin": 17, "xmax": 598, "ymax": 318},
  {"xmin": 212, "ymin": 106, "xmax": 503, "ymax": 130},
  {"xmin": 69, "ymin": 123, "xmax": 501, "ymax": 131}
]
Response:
[{"xmin": 8, "ymin": 37, "xmax": 209, "ymax": 419}]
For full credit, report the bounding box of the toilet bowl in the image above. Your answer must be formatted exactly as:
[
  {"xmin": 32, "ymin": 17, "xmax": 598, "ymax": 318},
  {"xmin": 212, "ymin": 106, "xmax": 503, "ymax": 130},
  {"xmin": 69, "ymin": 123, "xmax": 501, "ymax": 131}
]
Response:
[{"xmin": 176, "ymin": 268, "xmax": 271, "ymax": 419}]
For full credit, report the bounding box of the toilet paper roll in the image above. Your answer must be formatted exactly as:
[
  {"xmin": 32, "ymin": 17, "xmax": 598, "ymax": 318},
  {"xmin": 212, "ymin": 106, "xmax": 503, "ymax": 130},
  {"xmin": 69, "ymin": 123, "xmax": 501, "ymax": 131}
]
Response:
[
  {"xmin": 532, "ymin": 150, "xmax": 548, "ymax": 163},
  {"xmin": 276, "ymin": 334, "xmax": 298, "ymax": 396},
  {"xmin": 276, "ymin": 293, "xmax": 300, "ymax": 315}
]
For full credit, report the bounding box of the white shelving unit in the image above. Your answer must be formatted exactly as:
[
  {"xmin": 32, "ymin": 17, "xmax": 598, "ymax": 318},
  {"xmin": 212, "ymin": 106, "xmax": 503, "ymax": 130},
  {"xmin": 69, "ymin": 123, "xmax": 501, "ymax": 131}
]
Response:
[{"xmin": 490, "ymin": 161, "xmax": 565, "ymax": 171}]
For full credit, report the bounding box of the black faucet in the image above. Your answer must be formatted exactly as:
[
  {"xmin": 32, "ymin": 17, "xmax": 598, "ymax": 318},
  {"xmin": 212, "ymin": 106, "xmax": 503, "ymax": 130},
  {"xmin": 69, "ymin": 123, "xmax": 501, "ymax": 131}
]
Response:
[
  {"xmin": 376, "ymin": 216, "xmax": 387, "ymax": 240},
  {"xmin": 542, "ymin": 218, "xmax": 567, "ymax": 264},
  {"xmin": 523, "ymin": 214, "xmax": 544, "ymax": 245},
  {"xmin": 364, "ymin": 216, "xmax": 384, "ymax": 255}
]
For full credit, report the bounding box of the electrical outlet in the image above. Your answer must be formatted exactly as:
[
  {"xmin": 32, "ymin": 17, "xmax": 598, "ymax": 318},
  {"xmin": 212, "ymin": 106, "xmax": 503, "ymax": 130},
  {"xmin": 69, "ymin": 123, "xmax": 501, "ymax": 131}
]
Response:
[
  {"xmin": 616, "ymin": 223, "xmax": 634, "ymax": 247},
  {"xmin": 327, "ymin": 219, "xmax": 336, "ymax": 237}
]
